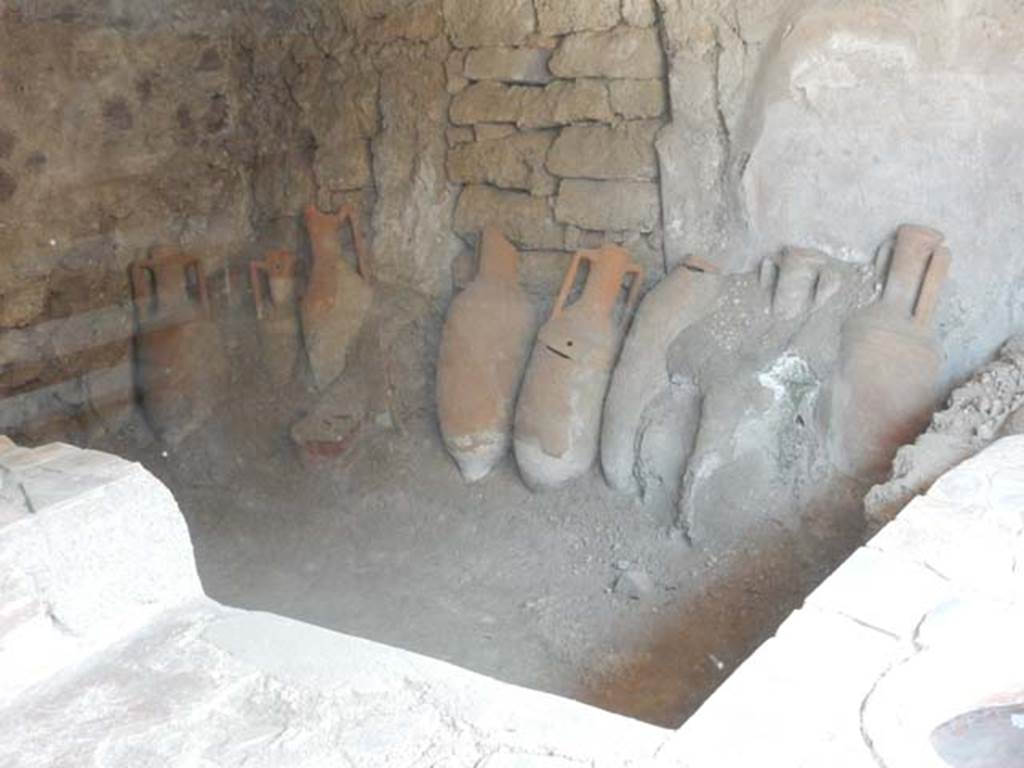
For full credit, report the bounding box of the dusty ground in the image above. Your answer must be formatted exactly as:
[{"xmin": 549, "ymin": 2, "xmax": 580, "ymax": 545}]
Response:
[
  {"xmin": 96, "ymin": 356, "xmax": 863, "ymax": 730},
  {"xmin": 83, "ymin": 290, "xmax": 865, "ymax": 728}
]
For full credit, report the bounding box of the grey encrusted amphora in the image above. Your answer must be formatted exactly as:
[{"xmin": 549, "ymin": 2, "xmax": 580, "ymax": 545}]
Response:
[{"xmin": 601, "ymin": 256, "xmax": 722, "ymax": 497}]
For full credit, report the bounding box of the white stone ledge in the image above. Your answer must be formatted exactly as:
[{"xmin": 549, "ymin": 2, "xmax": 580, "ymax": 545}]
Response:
[
  {"xmin": 3, "ymin": 436, "xmax": 1022, "ymax": 765},
  {"xmin": 0, "ymin": 439, "xmax": 202, "ymax": 706},
  {"xmin": 0, "ymin": 440, "xmax": 670, "ymax": 766},
  {"xmin": 1, "ymin": 603, "xmax": 670, "ymax": 767},
  {"xmin": 658, "ymin": 436, "xmax": 1024, "ymax": 766}
]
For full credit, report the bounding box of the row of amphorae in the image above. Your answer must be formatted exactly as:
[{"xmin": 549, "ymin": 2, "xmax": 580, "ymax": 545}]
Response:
[
  {"xmin": 437, "ymin": 227, "xmax": 644, "ymax": 490},
  {"xmin": 131, "ymin": 204, "xmax": 372, "ymax": 445}
]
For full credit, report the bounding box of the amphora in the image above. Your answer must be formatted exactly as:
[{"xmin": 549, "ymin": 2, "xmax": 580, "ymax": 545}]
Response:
[
  {"xmin": 131, "ymin": 247, "xmax": 225, "ymax": 445},
  {"xmin": 827, "ymin": 224, "xmax": 952, "ymax": 478},
  {"xmin": 251, "ymin": 250, "xmax": 300, "ymax": 387},
  {"xmin": 300, "ymin": 204, "xmax": 373, "ymax": 389},
  {"xmin": 437, "ymin": 228, "xmax": 535, "ymax": 482},
  {"xmin": 601, "ymin": 257, "xmax": 722, "ymax": 496},
  {"xmin": 514, "ymin": 245, "xmax": 643, "ymax": 490}
]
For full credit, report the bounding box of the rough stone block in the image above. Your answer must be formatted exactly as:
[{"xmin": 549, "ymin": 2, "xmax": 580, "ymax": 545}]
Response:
[
  {"xmin": 547, "ymin": 120, "xmax": 660, "ymax": 180},
  {"xmin": 535, "ymin": 0, "xmax": 620, "ymax": 35},
  {"xmin": 364, "ymin": 0, "xmax": 446, "ymax": 43},
  {"xmin": 518, "ymin": 79, "xmax": 615, "ymax": 128},
  {"xmin": 0, "ymin": 443, "xmax": 201, "ymax": 705},
  {"xmin": 443, "ymin": 0, "xmax": 535, "ymax": 48},
  {"xmin": 609, "ymin": 78, "xmax": 666, "ymax": 118},
  {"xmin": 450, "ymin": 81, "xmax": 525, "ymax": 125},
  {"xmin": 446, "ymin": 126, "xmax": 475, "ymax": 146},
  {"xmin": 454, "ymin": 185, "xmax": 564, "ymax": 250},
  {"xmin": 447, "ymin": 130, "xmax": 556, "ymax": 195},
  {"xmin": 549, "ymin": 26, "xmax": 663, "ymax": 79},
  {"xmin": 452, "ymin": 80, "xmax": 615, "ymax": 128},
  {"xmin": 622, "ymin": 0, "xmax": 657, "ymax": 27},
  {"xmin": 445, "ymin": 49, "xmax": 469, "ymax": 94},
  {"xmin": 554, "ymin": 179, "xmax": 660, "ymax": 231},
  {"xmin": 476, "ymin": 123, "xmax": 518, "ymax": 141},
  {"xmin": 464, "ymin": 47, "xmax": 553, "ymax": 84}
]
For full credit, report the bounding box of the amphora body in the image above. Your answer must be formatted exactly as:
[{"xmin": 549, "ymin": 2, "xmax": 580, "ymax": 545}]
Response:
[
  {"xmin": 514, "ymin": 245, "xmax": 643, "ymax": 490},
  {"xmin": 251, "ymin": 250, "xmax": 300, "ymax": 387},
  {"xmin": 300, "ymin": 204, "xmax": 373, "ymax": 389},
  {"xmin": 437, "ymin": 228, "xmax": 535, "ymax": 482},
  {"xmin": 827, "ymin": 224, "xmax": 951, "ymax": 478},
  {"xmin": 131, "ymin": 247, "xmax": 225, "ymax": 445}
]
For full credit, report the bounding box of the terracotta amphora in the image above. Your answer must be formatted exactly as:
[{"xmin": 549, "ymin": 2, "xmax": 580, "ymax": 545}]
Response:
[
  {"xmin": 437, "ymin": 228, "xmax": 535, "ymax": 482},
  {"xmin": 300, "ymin": 204, "xmax": 373, "ymax": 390},
  {"xmin": 251, "ymin": 250, "xmax": 301, "ymax": 387},
  {"xmin": 131, "ymin": 246, "xmax": 225, "ymax": 445},
  {"xmin": 514, "ymin": 245, "xmax": 643, "ymax": 490},
  {"xmin": 827, "ymin": 224, "xmax": 952, "ymax": 479}
]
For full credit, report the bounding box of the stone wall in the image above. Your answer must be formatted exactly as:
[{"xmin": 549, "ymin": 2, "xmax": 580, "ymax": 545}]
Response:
[
  {"xmin": 0, "ymin": 1, "xmax": 258, "ymax": 442},
  {"xmin": 444, "ymin": 0, "xmax": 669, "ymax": 291},
  {"xmin": 0, "ymin": 1, "xmax": 461, "ymax": 441},
  {"xmin": 0, "ymin": 0, "xmax": 675, "ymax": 442},
  {"xmin": 6, "ymin": 0, "xmax": 1024, "ymax": 444}
]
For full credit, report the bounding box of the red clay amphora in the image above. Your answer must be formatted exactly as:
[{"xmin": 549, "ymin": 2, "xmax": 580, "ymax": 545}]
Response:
[
  {"xmin": 131, "ymin": 247, "xmax": 225, "ymax": 445},
  {"xmin": 300, "ymin": 204, "xmax": 373, "ymax": 390},
  {"xmin": 514, "ymin": 245, "xmax": 643, "ymax": 490},
  {"xmin": 437, "ymin": 228, "xmax": 535, "ymax": 482},
  {"xmin": 251, "ymin": 250, "xmax": 301, "ymax": 387},
  {"xmin": 827, "ymin": 224, "xmax": 951, "ymax": 479}
]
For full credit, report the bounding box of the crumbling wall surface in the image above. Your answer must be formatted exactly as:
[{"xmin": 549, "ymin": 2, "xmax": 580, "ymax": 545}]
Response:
[
  {"xmin": 1, "ymin": 0, "xmax": 674, "ymax": 442},
  {"xmin": 0, "ymin": 0, "xmax": 462, "ymax": 441},
  {"xmin": 656, "ymin": 0, "xmax": 1024, "ymax": 384},
  {"xmin": 0, "ymin": 1, "xmax": 278, "ymax": 442},
  {"xmin": 6, "ymin": 0, "xmax": 1024, "ymax": 446}
]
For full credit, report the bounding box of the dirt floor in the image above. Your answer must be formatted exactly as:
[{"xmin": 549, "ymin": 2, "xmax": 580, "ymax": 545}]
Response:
[
  {"xmin": 81, "ymin": 292, "xmax": 864, "ymax": 728},
  {"xmin": 95, "ymin": 377, "xmax": 860, "ymax": 729}
]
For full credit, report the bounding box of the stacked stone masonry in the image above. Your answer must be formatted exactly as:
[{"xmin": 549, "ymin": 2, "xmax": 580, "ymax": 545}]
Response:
[
  {"xmin": 444, "ymin": 0, "xmax": 669, "ymax": 288},
  {"xmin": 0, "ymin": 0, "xmax": 669, "ymax": 442}
]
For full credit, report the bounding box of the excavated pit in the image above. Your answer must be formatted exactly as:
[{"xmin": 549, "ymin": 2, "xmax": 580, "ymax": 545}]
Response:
[{"xmin": 5, "ymin": 0, "xmax": 1024, "ymax": 740}]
